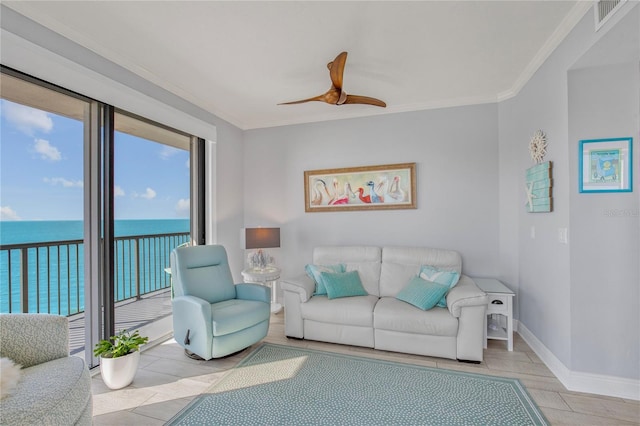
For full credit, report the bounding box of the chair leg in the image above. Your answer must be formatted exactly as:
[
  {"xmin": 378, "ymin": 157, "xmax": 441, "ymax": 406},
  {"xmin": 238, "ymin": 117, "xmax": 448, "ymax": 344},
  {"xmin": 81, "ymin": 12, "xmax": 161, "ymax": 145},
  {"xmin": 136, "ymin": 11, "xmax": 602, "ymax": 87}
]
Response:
[
  {"xmin": 457, "ymin": 358, "xmax": 481, "ymax": 364},
  {"xmin": 184, "ymin": 349, "xmax": 205, "ymax": 360}
]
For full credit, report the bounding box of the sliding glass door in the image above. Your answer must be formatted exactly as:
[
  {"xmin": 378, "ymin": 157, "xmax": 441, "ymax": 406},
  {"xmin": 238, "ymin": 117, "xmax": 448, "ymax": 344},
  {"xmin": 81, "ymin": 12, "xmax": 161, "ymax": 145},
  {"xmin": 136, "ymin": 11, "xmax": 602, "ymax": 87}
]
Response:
[
  {"xmin": 1, "ymin": 67, "xmax": 204, "ymax": 368},
  {"xmin": 112, "ymin": 111, "xmax": 191, "ymax": 342},
  {"xmin": 0, "ymin": 69, "xmax": 93, "ymax": 353}
]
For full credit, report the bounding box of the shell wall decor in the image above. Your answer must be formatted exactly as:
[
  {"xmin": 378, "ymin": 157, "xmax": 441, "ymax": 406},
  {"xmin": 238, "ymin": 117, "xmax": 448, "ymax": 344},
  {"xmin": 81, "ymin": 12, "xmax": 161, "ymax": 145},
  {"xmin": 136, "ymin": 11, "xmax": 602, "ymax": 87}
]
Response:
[{"xmin": 529, "ymin": 130, "xmax": 547, "ymax": 163}]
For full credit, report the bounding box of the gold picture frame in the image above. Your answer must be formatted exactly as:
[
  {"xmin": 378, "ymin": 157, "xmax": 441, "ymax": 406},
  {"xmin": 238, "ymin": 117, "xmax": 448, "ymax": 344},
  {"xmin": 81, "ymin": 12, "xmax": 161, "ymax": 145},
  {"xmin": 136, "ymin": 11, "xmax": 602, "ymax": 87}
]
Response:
[{"xmin": 304, "ymin": 163, "xmax": 416, "ymax": 212}]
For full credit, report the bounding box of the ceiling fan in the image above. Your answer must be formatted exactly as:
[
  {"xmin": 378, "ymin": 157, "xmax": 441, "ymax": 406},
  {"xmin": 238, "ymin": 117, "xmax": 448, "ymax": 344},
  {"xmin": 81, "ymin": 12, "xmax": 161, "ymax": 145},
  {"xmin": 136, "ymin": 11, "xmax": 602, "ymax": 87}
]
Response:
[{"xmin": 279, "ymin": 51, "xmax": 386, "ymax": 108}]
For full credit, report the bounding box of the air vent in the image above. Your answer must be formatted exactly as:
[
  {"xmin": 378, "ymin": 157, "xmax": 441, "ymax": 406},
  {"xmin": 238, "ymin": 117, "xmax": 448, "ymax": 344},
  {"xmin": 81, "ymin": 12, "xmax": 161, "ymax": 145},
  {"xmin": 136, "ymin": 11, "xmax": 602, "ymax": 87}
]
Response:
[{"xmin": 594, "ymin": 0, "xmax": 627, "ymax": 31}]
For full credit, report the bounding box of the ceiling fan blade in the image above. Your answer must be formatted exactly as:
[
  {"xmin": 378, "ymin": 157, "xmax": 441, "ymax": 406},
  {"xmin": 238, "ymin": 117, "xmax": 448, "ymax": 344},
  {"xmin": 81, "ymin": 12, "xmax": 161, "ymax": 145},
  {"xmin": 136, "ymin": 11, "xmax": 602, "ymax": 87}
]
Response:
[
  {"xmin": 278, "ymin": 94, "xmax": 327, "ymax": 105},
  {"xmin": 343, "ymin": 94, "xmax": 386, "ymax": 108},
  {"xmin": 327, "ymin": 51, "xmax": 348, "ymax": 90},
  {"xmin": 279, "ymin": 87, "xmax": 343, "ymax": 106}
]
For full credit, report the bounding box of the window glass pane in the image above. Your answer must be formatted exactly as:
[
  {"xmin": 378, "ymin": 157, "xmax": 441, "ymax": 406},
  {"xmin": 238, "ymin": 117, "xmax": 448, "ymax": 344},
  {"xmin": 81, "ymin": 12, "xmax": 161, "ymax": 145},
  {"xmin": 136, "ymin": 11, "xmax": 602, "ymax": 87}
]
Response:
[
  {"xmin": 113, "ymin": 112, "xmax": 190, "ymax": 338},
  {"xmin": 0, "ymin": 72, "xmax": 89, "ymax": 355}
]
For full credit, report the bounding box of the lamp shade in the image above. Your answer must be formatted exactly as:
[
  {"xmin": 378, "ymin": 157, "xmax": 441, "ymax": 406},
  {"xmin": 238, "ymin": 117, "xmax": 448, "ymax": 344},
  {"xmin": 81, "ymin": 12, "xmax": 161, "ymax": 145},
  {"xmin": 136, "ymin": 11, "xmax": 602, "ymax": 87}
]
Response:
[{"xmin": 245, "ymin": 228, "xmax": 280, "ymax": 249}]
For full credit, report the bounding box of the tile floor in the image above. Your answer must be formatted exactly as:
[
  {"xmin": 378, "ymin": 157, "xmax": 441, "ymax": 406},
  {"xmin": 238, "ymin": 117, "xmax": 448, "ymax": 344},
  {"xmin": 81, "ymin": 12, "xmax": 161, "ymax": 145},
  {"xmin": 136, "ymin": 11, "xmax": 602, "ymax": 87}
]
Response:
[{"xmin": 92, "ymin": 313, "xmax": 639, "ymax": 425}]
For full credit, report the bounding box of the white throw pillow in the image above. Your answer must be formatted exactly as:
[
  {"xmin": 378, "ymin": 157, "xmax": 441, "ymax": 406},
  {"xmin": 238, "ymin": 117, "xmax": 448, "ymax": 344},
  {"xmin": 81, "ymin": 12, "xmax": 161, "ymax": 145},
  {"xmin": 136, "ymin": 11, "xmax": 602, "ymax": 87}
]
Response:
[{"xmin": 0, "ymin": 357, "xmax": 22, "ymax": 399}]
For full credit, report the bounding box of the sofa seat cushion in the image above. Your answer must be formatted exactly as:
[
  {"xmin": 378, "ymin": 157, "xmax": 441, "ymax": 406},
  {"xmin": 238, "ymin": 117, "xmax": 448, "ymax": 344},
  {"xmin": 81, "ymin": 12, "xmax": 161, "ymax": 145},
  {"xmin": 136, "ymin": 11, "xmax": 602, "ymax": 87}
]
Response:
[
  {"xmin": 2, "ymin": 356, "xmax": 91, "ymax": 425},
  {"xmin": 211, "ymin": 299, "xmax": 270, "ymax": 336},
  {"xmin": 301, "ymin": 294, "xmax": 378, "ymax": 327},
  {"xmin": 374, "ymin": 297, "xmax": 458, "ymax": 337}
]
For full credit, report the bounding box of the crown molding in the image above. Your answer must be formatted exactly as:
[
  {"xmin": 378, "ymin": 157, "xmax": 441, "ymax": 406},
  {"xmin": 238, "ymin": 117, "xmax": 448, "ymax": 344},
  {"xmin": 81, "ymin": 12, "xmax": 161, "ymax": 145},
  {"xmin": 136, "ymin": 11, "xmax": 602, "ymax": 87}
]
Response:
[{"xmin": 497, "ymin": 1, "xmax": 593, "ymax": 102}]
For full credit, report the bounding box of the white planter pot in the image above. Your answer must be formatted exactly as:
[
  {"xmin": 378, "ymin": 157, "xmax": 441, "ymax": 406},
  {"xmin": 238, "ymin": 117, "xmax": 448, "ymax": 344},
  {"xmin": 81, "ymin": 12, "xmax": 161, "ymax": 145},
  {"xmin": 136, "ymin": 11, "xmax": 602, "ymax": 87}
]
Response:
[{"xmin": 99, "ymin": 350, "xmax": 140, "ymax": 390}]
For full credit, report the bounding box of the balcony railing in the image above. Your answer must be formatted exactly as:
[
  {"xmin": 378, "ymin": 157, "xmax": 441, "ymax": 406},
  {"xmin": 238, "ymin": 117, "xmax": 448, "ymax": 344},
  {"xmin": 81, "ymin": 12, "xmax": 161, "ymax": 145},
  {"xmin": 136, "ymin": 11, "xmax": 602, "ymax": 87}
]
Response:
[{"xmin": 0, "ymin": 232, "xmax": 190, "ymax": 315}]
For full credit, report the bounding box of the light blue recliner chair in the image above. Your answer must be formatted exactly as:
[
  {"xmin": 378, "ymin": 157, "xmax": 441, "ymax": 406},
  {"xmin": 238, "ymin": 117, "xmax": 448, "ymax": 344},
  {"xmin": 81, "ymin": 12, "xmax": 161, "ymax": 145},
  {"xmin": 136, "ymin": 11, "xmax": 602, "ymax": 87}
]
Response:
[{"xmin": 170, "ymin": 244, "xmax": 271, "ymax": 360}]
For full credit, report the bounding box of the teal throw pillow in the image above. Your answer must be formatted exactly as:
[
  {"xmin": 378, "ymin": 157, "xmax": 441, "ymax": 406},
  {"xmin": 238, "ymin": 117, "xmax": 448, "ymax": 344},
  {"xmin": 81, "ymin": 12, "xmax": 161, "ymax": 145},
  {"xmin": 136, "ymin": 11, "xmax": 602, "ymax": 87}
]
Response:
[
  {"xmin": 419, "ymin": 265, "xmax": 460, "ymax": 307},
  {"xmin": 396, "ymin": 275, "xmax": 449, "ymax": 311},
  {"xmin": 320, "ymin": 270, "xmax": 368, "ymax": 300},
  {"xmin": 305, "ymin": 263, "xmax": 346, "ymax": 295}
]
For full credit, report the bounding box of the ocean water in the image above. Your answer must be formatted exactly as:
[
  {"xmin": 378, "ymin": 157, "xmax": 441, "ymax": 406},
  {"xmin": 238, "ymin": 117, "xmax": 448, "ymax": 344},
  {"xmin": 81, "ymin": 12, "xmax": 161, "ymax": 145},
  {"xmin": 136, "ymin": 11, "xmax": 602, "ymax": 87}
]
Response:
[
  {"xmin": 0, "ymin": 219, "xmax": 190, "ymax": 245},
  {"xmin": 0, "ymin": 219, "xmax": 189, "ymax": 315}
]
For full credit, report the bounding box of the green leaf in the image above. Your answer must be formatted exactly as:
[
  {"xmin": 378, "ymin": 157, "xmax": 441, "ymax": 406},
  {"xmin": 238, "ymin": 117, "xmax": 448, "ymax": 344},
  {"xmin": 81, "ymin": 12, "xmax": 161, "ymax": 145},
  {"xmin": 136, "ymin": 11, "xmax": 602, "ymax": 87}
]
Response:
[{"xmin": 93, "ymin": 329, "xmax": 149, "ymax": 358}]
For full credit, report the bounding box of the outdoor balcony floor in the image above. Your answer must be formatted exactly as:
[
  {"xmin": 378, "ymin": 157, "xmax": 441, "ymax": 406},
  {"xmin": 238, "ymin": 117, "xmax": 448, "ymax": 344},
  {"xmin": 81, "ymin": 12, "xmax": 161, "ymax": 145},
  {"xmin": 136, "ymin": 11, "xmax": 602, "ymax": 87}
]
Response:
[{"xmin": 68, "ymin": 289, "xmax": 172, "ymax": 355}]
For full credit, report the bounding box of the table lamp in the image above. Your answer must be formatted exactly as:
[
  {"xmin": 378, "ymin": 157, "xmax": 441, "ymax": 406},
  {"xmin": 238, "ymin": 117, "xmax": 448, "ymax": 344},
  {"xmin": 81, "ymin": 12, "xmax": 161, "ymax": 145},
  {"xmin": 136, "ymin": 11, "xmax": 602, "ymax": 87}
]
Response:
[{"xmin": 245, "ymin": 227, "xmax": 280, "ymax": 270}]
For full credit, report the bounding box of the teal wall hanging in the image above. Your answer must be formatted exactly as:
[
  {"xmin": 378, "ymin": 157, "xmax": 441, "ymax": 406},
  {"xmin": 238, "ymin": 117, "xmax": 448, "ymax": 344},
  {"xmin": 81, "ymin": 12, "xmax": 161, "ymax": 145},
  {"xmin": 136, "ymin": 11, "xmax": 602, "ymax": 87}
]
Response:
[
  {"xmin": 526, "ymin": 130, "xmax": 553, "ymax": 213},
  {"xmin": 526, "ymin": 161, "xmax": 553, "ymax": 212}
]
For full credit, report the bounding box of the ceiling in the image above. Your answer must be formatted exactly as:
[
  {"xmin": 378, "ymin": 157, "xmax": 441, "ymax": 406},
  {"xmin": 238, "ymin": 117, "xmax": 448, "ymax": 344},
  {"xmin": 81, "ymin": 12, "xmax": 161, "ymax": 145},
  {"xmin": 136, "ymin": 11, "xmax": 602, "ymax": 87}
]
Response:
[{"xmin": 4, "ymin": 1, "xmax": 591, "ymax": 130}]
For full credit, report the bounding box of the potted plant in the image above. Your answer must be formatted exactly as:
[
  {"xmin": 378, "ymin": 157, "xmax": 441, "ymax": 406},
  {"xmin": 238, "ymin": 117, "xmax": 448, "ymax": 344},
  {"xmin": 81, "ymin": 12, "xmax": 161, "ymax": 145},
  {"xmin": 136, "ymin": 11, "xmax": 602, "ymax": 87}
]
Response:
[{"xmin": 94, "ymin": 329, "xmax": 149, "ymax": 390}]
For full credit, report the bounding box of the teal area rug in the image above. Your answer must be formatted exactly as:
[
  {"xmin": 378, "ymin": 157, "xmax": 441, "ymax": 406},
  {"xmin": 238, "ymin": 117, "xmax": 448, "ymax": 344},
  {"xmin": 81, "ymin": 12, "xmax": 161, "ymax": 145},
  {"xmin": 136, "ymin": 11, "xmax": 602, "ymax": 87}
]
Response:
[{"xmin": 166, "ymin": 343, "xmax": 548, "ymax": 426}]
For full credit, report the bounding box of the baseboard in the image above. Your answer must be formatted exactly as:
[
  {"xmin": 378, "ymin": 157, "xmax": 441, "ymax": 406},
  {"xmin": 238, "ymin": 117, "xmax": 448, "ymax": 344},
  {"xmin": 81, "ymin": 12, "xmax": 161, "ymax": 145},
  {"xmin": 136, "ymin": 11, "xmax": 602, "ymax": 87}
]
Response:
[{"xmin": 518, "ymin": 322, "xmax": 640, "ymax": 401}]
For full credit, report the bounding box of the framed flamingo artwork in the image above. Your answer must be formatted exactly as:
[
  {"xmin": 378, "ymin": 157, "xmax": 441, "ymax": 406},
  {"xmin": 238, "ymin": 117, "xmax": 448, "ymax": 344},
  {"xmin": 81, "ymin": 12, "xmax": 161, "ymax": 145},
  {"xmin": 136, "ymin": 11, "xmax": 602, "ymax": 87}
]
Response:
[{"xmin": 304, "ymin": 162, "xmax": 416, "ymax": 212}]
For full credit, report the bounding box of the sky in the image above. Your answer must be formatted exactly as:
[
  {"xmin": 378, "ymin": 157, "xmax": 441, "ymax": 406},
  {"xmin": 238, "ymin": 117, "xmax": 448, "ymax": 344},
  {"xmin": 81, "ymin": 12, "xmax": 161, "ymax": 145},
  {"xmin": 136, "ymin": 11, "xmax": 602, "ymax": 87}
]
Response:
[{"xmin": 0, "ymin": 99, "xmax": 190, "ymax": 221}]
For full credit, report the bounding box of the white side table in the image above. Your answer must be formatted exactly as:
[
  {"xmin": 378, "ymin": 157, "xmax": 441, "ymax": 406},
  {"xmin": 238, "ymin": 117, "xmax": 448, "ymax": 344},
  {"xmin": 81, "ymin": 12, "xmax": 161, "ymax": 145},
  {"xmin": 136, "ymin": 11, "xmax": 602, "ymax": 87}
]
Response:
[
  {"xmin": 241, "ymin": 266, "xmax": 282, "ymax": 314},
  {"xmin": 474, "ymin": 278, "xmax": 515, "ymax": 351}
]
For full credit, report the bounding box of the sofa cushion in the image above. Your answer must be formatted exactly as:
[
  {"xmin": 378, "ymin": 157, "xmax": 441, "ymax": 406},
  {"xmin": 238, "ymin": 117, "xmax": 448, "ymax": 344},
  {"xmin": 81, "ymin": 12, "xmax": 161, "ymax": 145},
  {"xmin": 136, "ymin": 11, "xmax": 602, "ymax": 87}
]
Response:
[
  {"xmin": 419, "ymin": 265, "xmax": 461, "ymax": 307},
  {"xmin": 321, "ymin": 271, "xmax": 368, "ymax": 299},
  {"xmin": 301, "ymin": 294, "xmax": 378, "ymax": 327},
  {"xmin": 374, "ymin": 297, "xmax": 459, "ymax": 337},
  {"xmin": 396, "ymin": 276, "xmax": 449, "ymax": 310},
  {"xmin": 305, "ymin": 263, "xmax": 345, "ymax": 295},
  {"xmin": 379, "ymin": 247, "xmax": 462, "ymax": 297},
  {"xmin": 313, "ymin": 246, "xmax": 382, "ymax": 296},
  {"xmin": 1, "ymin": 356, "xmax": 91, "ymax": 425}
]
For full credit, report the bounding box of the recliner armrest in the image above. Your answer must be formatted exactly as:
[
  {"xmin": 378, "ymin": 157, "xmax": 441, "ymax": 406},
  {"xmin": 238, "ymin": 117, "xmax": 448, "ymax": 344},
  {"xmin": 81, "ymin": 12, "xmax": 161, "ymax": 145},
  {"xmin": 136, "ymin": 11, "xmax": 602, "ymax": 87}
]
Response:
[
  {"xmin": 236, "ymin": 283, "xmax": 271, "ymax": 304},
  {"xmin": 447, "ymin": 275, "xmax": 489, "ymax": 317},
  {"xmin": 172, "ymin": 295, "xmax": 214, "ymax": 359},
  {"xmin": 172, "ymin": 295, "xmax": 212, "ymax": 319},
  {"xmin": 280, "ymin": 275, "xmax": 316, "ymax": 303}
]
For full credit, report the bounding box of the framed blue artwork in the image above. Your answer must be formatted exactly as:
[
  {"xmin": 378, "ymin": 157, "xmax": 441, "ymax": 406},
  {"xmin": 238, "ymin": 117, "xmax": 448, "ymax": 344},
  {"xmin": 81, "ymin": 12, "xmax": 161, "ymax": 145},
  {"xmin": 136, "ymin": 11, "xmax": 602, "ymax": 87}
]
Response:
[{"xmin": 579, "ymin": 137, "xmax": 633, "ymax": 193}]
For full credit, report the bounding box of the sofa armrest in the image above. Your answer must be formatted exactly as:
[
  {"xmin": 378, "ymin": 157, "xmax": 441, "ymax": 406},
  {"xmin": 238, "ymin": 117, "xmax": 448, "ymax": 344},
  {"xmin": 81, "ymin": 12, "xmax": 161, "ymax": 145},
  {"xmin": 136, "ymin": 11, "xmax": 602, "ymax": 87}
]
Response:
[
  {"xmin": 281, "ymin": 274, "xmax": 315, "ymax": 338},
  {"xmin": 236, "ymin": 283, "xmax": 271, "ymax": 304},
  {"xmin": 447, "ymin": 275, "xmax": 489, "ymax": 318},
  {"xmin": 0, "ymin": 314, "xmax": 69, "ymax": 368},
  {"xmin": 280, "ymin": 274, "xmax": 316, "ymax": 303}
]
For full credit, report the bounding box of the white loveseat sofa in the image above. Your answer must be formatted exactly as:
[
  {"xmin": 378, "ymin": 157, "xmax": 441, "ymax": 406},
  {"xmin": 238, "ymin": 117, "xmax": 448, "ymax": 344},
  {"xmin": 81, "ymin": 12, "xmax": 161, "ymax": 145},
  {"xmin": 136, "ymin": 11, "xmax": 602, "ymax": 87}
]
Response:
[{"xmin": 281, "ymin": 246, "xmax": 489, "ymax": 362}]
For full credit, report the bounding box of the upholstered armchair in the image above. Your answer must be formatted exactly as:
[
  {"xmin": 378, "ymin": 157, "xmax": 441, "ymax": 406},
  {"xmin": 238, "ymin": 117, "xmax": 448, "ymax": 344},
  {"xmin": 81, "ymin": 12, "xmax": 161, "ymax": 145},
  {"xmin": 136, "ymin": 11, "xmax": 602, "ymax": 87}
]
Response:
[
  {"xmin": 170, "ymin": 244, "xmax": 271, "ymax": 360},
  {"xmin": 0, "ymin": 314, "xmax": 92, "ymax": 425}
]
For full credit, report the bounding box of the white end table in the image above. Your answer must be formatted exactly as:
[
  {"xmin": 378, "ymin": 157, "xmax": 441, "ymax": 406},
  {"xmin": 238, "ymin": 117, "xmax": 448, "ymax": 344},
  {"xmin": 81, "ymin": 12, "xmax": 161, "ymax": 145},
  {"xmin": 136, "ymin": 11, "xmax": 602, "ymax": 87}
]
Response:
[
  {"xmin": 474, "ymin": 278, "xmax": 515, "ymax": 351},
  {"xmin": 241, "ymin": 266, "xmax": 282, "ymax": 314}
]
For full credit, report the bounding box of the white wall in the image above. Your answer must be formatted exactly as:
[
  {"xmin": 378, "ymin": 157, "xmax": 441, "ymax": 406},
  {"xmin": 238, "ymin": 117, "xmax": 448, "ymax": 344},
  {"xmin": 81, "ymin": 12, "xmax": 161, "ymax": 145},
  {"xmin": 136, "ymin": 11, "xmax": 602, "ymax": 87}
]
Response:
[
  {"xmin": 211, "ymin": 120, "xmax": 246, "ymax": 281},
  {"xmin": 497, "ymin": 18, "xmax": 579, "ymax": 368},
  {"xmin": 499, "ymin": 3, "xmax": 639, "ymax": 386},
  {"xmin": 568, "ymin": 61, "xmax": 639, "ymax": 379},
  {"xmin": 243, "ymin": 104, "xmax": 500, "ymax": 282}
]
